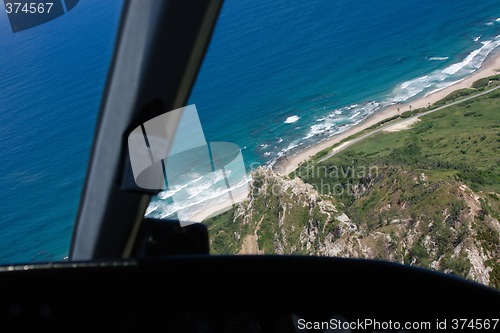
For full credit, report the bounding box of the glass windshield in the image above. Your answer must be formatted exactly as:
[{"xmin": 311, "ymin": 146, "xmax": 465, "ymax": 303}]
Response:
[
  {"xmin": 148, "ymin": 0, "xmax": 500, "ymax": 290},
  {"xmin": 0, "ymin": 0, "xmax": 123, "ymax": 263}
]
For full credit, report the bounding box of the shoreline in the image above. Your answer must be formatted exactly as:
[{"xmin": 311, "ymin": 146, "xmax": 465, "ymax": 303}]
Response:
[
  {"xmin": 273, "ymin": 51, "xmax": 500, "ymax": 176},
  {"xmin": 190, "ymin": 188, "xmax": 248, "ymax": 222},
  {"xmin": 195, "ymin": 51, "xmax": 500, "ymax": 222}
]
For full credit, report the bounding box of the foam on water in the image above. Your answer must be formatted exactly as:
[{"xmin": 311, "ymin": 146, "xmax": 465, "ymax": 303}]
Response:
[
  {"xmin": 265, "ymin": 35, "xmax": 500, "ymax": 167},
  {"xmin": 428, "ymin": 57, "xmax": 449, "ymax": 61},
  {"xmin": 390, "ymin": 37, "xmax": 500, "ymax": 103},
  {"xmin": 147, "ymin": 173, "xmax": 251, "ymax": 220},
  {"xmin": 425, "ymin": 78, "xmax": 466, "ymax": 96},
  {"xmin": 182, "ymin": 29, "xmax": 500, "ymax": 217},
  {"xmin": 151, "ymin": 7, "xmax": 500, "ymax": 223},
  {"xmin": 286, "ymin": 101, "xmax": 385, "ymax": 155},
  {"xmin": 349, "ymin": 112, "xmax": 361, "ymax": 119},
  {"xmin": 443, "ymin": 41, "xmax": 491, "ymax": 75},
  {"xmin": 284, "ymin": 115, "xmax": 300, "ymax": 124},
  {"xmin": 186, "ymin": 171, "xmax": 230, "ymax": 200},
  {"xmin": 157, "ymin": 183, "xmax": 189, "ymax": 200},
  {"xmin": 162, "ymin": 32, "xmax": 500, "ymax": 219}
]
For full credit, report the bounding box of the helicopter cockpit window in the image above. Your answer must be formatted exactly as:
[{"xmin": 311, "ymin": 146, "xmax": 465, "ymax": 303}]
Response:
[
  {"xmin": 0, "ymin": 0, "xmax": 123, "ymax": 264},
  {"xmin": 146, "ymin": 0, "xmax": 500, "ymax": 290}
]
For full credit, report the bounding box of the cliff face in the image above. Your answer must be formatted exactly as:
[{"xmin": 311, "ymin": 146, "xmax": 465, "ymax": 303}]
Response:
[{"xmin": 206, "ymin": 167, "xmax": 500, "ymax": 289}]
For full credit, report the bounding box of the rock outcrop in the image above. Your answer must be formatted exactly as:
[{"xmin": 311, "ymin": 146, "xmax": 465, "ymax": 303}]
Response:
[{"xmin": 207, "ymin": 167, "xmax": 500, "ymax": 289}]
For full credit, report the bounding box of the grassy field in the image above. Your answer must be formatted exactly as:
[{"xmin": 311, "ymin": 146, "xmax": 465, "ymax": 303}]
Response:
[
  {"xmin": 302, "ymin": 76, "xmax": 500, "ymax": 164},
  {"xmin": 298, "ymin": 86, "xmax": 500, "ymax": 193},
  {"xmin": 206, "ymin": 76, "xmax": 500, "ymax": 287},
  {"xmin": 295, "ymin": 82, "xmax": 500, "ymax": 285}
]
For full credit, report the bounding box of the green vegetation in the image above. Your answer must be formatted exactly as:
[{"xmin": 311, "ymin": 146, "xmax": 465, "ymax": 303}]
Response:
[
  {"xmin": 406, "ymin": 237, "xmax": 430, "ymax": 267},
  {"xmin": 205, "ymin": 209, "xmax": 243, "ymax": 254},
  {"xmin": 487, "ymin": 260, "xmax": 500, "ymax": 289},
  {"xmin": 365, "ymin": 115, "xmax": 400, "ymax": 129},
  {"xmin": 471, "ymin": 74, "xmax": 500, "ymax": 89},
  {"xmin": 440, "ymin": 252, "xmax": 472, "ymax": 279},
  {"xmin": 433, "ymin": 88, "xmax": 476, "ymax": 106},
  {"xmin": 206, "ymin": 75, "xmax": 500, "ymax": 288},
  {"xmin": 302, "ymin": 87, "xmax": 500, "ymax": 193},
  {"xmin": 206, "ymin": 173, "xmax": 333, "ymax": 255},
  {"xmin": 296, "ymin": 78, "xmax": 500, "ymax": 282},
  {"xmin": 400, "ymin": 111, "xmax": 413, "ymax": 118},
  {"xmin": 301, "ymin": 75, "xmax": 500, "ymax": 167}
]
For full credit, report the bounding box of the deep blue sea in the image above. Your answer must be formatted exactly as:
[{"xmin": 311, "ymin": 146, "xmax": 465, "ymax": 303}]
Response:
[
  {"xmin": 1, "ymin": 0, "xmax": 500, "ymax": 263},
  {"xmin": 0, "ymin": 1, "xmax": 123, "ymax": 263}
]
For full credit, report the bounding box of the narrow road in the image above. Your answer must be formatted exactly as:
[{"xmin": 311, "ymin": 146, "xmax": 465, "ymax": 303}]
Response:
[{"xmin": 318, "ymin": 84, "xmax": 500, "ymax": 163}]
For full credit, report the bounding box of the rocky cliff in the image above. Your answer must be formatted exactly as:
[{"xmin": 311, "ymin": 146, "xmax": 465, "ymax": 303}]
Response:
[{"xmin": 206, "ymin": 167, "xmax": 500, "ymax": 289}]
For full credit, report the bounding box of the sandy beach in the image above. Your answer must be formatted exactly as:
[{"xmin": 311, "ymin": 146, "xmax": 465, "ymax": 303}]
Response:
[
  {"xmin": 273, "ymin": 51, "xmax": 500, "ymax": 176},
  {"xmin": 195, "ymin": 51, "xmax": 500, "ymax": 222},
  {"xmin": 191, "ymin": 187, "xmax": 248, "ymax": 222}
]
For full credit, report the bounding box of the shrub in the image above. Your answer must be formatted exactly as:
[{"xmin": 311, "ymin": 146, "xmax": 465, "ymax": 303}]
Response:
[
  {"xmin": 440, "ymin": 253, "xmax": 471, "ymax": 278},
  {"xmin": 472, "ymin": 78, "xmax": 490, "ymax": 89},
  {"xmin": 400, "ymin": 111, "xmax": 412, "ymax": 118}
]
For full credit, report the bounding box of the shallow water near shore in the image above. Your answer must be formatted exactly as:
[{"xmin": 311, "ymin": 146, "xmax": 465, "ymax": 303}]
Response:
[
  {"xmin": 147, "ymin": 0, "xmax": 500, "ymax": 221},
  {"xmin": 2, "ymin": 0, "xmax": 500, "ymax": 262}
]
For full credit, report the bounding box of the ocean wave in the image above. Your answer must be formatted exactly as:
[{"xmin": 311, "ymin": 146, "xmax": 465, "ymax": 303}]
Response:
[
  {"xmin": 157, "ymin": 174, "xmax": 205, "ymax": 199},
  {"xmin": 284, "ymin": 115, "xmax": 300, "ymax": 123},
  {"xmin": 486, "ymin": 18, "xmax": 500, "ymax": 26},
  {"xmin": 264, "ymin": 101, "xmax": 385, "ymax": 169},
  {"xmin": 349, "ymin": 111, "xmax": 361, "ymax": 119},
  {"xmin": 151, "ymin": 32, "xmax": 500, "ymax": 221},
  {"xmin": 158, "ymin": 183, "xmax": 188, "ymax": 200},
  {"xmin": 442, "ymin": 41, "xmax": 491, "ymax": 75},
  {"xmin": 474, "ymin": 36, "xmax": 481, "ymax": 42},
  {"xmin": 424, "ymin": 78, "xmax": 466, "ymax": 96},
  {"xmin": 283, "ymin": 142, "xmax": 299, "ymax": 152},
  {"xmin": 444, "ymin": 38, "xmax": 500, "ymax": 74},
  {"xmin": 428, "ymin": 57, "xmax": 449, "ymax": 61},
  {"xmin": 147, "ymin": 174, "xmax": 251, "ymax": 220},
  {"xmin": 301, "ymin": 101, "xmax": 383, "ymax": 141},
  {"xmin": 270, "ymin": 36, "xmax": 500, "ymax": 163},
  {"xmin": 186, "ymin": 170, "xmax": 230, "ymax": 200},
  {"xmin": 145, "ymin": 204, "xmax": 159, "ymax": 216},
  {"xmin": 304, "ymin": 122, "xmax": 335, "ymax": 139},
  {"xmin": 389, "ymin": 37, "xmax": 500, "ymax": 102}
]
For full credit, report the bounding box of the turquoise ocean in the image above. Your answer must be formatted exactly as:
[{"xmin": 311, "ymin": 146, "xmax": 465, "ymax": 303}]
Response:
[{"xmin": 1, "ymin": 0, "xmax": 500, "ymax": 263}]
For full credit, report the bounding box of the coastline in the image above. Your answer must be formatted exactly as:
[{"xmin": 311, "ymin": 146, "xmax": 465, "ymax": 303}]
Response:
[
  {"xmin": 196, "ymin": 51, "xmax": 500, "ymax": 222},
  {"xmin": 190, "ymin": 188, "xmax": 248, "ymax": 222},
  {"xmin": 273, "ymin": 51, "xmax": 500, "ymax": 176}
]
